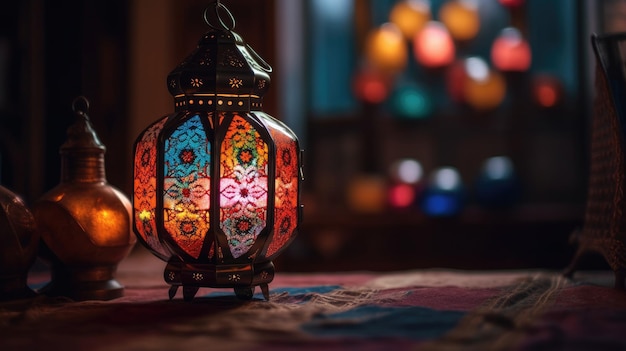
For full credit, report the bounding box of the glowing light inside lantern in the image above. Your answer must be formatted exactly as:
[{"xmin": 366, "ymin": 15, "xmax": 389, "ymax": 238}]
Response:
[
  {"xmin": 491, "ymin": 27, "xmax": 532, "ymax": 72},
  {"xmin": 413, "ymin": 21, "xmax": 455, "ymax": 68},
  {"xmin": 365, "ymin": 23, "xmax": 408, "ymax": 74},
  {"xmin": 439, "ymin": 0, "xmax": 480, "ymax": 41},
  {"xmin": 389, "ymin": 0, "xmax": 431, "ymax": 39}
]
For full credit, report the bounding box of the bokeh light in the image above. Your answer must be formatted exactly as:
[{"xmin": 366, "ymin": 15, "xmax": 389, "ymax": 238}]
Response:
[
  {"xmin": 475, "ymin": 156, "xmax": 520, "ymax": 208},
  {"xmin": 421, "ymin": 167, "xmax": 464, "ymax": 217},
  {"xmin": 365, "ymin": 23, "xmax": 408, "ymax": 75},
  {"xmin": 439, "ymin": 0, "xmax": 481, "ymax": 41},
  {"xmin": 352, "ymin": 68, "xmax": 392, "ymax": 104},
  {"xmin": 347, "ymin": 175, "xmax": 387, "ymax": 214},
  {"xmin": 388, "ymin": 183, "xmax": 416, "ymax": 208},
  {"xmin": 432, "ymin": 167, "xmax": 463, "ymax": 191},
  {"xmin": 389, "ymin": 0, "xmax": 431, "ymax": 40},
  {"xmin": 498, "ymin": 0, "xmax": 525, "ymax": 8},
  {"xmin": 413, "ymin": 21, "xmax": 456, "ymax": 68},
  {"xmin": 445, "ymin": 59, "xmax": 469, "ymax": 103},
  {"xmin": 531, "ymin": 74, "xmax": 563, "ymax": 108},
  {"xmin": 390, "ymin": 83, "xmax": 433, "ymax": 119},
  {"xmin": 463, "ymin": 57, "xmax": 506, "ymax": 111},
  {"xmin": 390, "ymin": 158, "xmax": 424, "ymax": 184},
  {"xmin": 491, "ymin": 27, "xmax": 532, "ymax": 72}
]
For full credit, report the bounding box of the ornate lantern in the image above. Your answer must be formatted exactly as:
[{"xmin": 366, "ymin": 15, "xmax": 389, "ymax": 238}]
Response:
[{"xmin": 133, "ymin": 2, "xmax": 303, "ymax": 301}]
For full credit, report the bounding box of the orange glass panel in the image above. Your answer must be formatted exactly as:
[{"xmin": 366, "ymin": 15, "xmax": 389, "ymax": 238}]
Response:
[{"xmin": 133, "ymin": 117, "xmax": 169, "ymax": 259}]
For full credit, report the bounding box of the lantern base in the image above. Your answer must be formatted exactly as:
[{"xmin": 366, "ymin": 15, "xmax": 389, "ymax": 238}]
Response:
[
  {"xmin": 0, "ymin": 274, "xmax": 37, "ymax": 301},
  {"xmin": 40, "ymin": 263, "xmax": 124, "ymax": 301},
  {"xmin": 164, "ymin": 259, "xmax": 275, "ymax": 301}
]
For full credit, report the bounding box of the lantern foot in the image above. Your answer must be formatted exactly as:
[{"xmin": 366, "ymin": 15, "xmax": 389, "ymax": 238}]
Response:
[
  {"xmin": 260, "ymin": 283, "xmax": 270, "ymax": 301},
  {"xmin": 168, "ymin": 285, "xmax": 179, "ymax": 300},
  {"xmin": 183, "ymin": 286, "xmax": 199, "ymax": 301},
  {"xmin": 234, "ymin": 286, "xmax": 255, "ymax": 300}
]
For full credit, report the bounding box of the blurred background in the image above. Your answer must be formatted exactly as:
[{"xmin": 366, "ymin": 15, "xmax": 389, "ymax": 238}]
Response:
[{"xmin": 0, "ymin": 0, "xmax": 623, "ymax": 272}]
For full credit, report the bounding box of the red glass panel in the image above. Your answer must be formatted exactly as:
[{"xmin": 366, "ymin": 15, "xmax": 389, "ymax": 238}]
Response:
[
  {"xmin": 133, "ymin": 117, "xmax": 169, "ymax": 259},
  {"xmin": 263, "ymin": 116, "xmax": 299, "ymax": 258}
]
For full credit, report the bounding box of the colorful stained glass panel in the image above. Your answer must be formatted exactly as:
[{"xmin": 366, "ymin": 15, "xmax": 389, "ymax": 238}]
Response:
[
  {"xmin": 263, "ymin": 116, "xmax": 300, "ymax": 258},
  {"xmin": 219, "ymin": 114, "xmax": 268, "ymax": 258},
  {"xmin": 163, "ymin": 114, "xmax": 212, "ymax": 259},
  {"xmin": 133, "ymin": 117, "xmax": 169, "ymax": 259}
]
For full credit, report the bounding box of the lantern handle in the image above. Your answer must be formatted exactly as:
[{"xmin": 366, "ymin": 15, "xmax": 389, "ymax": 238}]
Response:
[
  {"xmin": 203, "ymin": 1, "xmax": 236, "ymax": 31},
  {"xmin": 72, "ymin": 96, "xmax": 90, "ymax": 116}
]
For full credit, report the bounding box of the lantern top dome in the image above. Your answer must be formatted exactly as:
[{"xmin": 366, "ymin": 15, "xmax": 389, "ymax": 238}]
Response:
[{"xmin": 167, "ymin": 2, "xmax": 272, "ymax": 112}]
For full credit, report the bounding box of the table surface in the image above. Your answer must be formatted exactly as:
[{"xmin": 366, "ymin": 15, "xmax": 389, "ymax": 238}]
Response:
[{"xmin": 1, "ymin": 248, "xmax": 625, "ymax": 351}]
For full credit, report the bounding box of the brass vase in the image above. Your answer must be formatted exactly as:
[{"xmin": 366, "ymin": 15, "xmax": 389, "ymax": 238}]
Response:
[
  {"xmin": 0, "ymin": 185, "xmax": 38, "ymax": 300},
  {"xmin": 33, "ymin": 97, "xmax": 136, "ymax": 300}
]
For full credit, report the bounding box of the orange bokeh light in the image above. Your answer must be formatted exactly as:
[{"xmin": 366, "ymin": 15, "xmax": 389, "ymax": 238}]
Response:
[
  {"xmin": 365, "ymin": 23, "xmax": 408, "ymax": 74},
  {"xmin": 439, "ymin": 0, "xmax": 481, "ymax": 41},
  {"xmin": 389, "ymin": 0, "xmax": 431, "ymax": 39},
  {"xmin": 463, "ymin": 57, "xmax": 506, "ymax": 111}
]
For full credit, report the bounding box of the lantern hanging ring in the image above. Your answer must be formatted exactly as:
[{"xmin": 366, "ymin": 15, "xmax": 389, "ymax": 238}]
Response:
[
  {"xmin": 72, "ymin": 95, "xmax": 90, "ymax": 116},
  {"xmin": 204, "ymin": 1, "xmax": 236, "ymax": 31}
]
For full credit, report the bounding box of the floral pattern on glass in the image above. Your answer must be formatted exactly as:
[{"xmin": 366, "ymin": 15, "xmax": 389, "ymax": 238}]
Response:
[
  {"xmin": 264, "ymin": 118, "xmax": 299, "ymax": 258},
  {"xmin": 219, "ymin": 114, "xmax": 268, "ymax": 258},
  {"xmin": 133, "ymin": 117, "xmax": 169, "ymax": 259},
  {"xmin": 163, "ymin": 114, "xmax": 212, "ymax": 259}
]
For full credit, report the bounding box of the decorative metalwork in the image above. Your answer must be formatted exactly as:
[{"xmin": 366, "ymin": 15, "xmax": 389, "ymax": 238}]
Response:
[
  {"xmin": 229, "ymin": 77, "xmax": 243, "ymax": 89},
  {"xmin": 191, "ymin": 78, "xmax": 204, "ymax": 88}
]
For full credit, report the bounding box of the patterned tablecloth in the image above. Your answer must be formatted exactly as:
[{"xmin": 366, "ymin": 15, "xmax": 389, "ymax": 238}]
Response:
[{"xmin": 1, "ymin": 250, "xmax": 625, "ymax": 350}]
